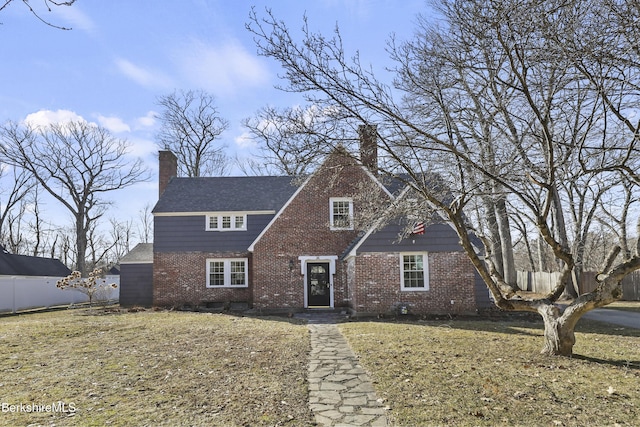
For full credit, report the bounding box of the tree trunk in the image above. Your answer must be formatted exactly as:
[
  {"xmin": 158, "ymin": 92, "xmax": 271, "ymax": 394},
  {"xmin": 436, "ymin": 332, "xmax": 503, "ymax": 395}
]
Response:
[
  {"xmin": 495, "ymin": 194, "xmax": 518, "ymax": 288},
  {"xmin": 483, "ymin": 198, "xmax": 504, "ymax": 278},
  {"xmin": 541, "ymin": 318, "xmax": 576, "ymax": 356},
  {"xmin": 552, "ymin": 189, "xmax": 578, "ymax": 299},
  {"xmin": 76, "ymin": 217, "xmax": 87, "ymax": 276},
  {"xmin": 524, "ymin": 232, "xmax": 536, "ymax": 272},
  {"xmin": 537, "ymin": 268, "xmax": 629, "ymax": 356},
  {"xmin": 537, "ymin": 234, "xmax": 546, "ymax": 272},
  {"xmin": 538, "ymin": 305, "xmax": 577, "ymax": 356}
]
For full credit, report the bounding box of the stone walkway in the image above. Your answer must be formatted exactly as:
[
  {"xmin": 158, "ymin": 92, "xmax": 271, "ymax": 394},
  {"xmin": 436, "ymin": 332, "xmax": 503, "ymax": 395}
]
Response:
[{"xmin": 307, "ymin": 323, "xmax": 389, "ymax": 426}]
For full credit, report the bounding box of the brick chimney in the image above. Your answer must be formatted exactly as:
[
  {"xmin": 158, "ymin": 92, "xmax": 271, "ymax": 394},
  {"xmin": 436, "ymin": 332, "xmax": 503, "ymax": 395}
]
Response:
[
  {"xmin": 158, "ymin": 150, "xmax": 177, "ymax": 198},
  {"xmin": 358, "ymin": 124, "xmax": 378, "ymax": 175}
]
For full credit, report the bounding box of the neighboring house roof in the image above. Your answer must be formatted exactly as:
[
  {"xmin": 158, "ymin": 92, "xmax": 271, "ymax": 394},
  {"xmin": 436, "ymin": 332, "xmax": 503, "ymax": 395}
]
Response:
[
  {"xmin": 120, "ymin": 243, "xmax": 153, "ymax": 264},
  {"xmin": 152, "ymin": 176, "xmax": 300, "ymax": 213},
  {"xmin": 0, "ymin": 247, "xmax": 71, "ymax": 277}
]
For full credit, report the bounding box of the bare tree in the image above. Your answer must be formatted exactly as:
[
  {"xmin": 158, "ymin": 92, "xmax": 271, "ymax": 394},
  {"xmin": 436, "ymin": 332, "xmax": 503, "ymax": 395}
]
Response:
[
  {"xmin": 109, "ymin": 218, "xmax": 134, "ymax": 262},
  {"xmin": 86, "ymin": 217, "xmax": 134, "ymax": 269},
  {"xmin": 598, "ymin": 177, "xmax": 638, "ymax": 263},
  {"xmin": 156, "ymin": 89, "xmax": 230, "ymax": 177},
  {"xmin": 26, "ymin": 185, "xmax": 45, "ymax": 257},
  {"xmin": 136, "ymin": 202, "xmax": 153, "ymax": 244},
  {"xmin": 0, "ymin": 120, "xmax": 149, "ymax": 275},
  {"xmin": 0, "ymin": 0, "xmax": 76, "ymax": 29},
  {"xmin": 0, "ymin": 170, "xmax": 75, "ymax": 262},
  {"xmin": 2, "ymin": 199, "xmax": 26, "ymax": 254},
  {"xmin": 54, "ymin": 228, "xmax": 74, "ymax": 269},
  {"xmin": 248, "ymin": 0, "xmax": 640, "ymax": 356},
  {"xmin": 0, "ymin": 164, "xmax": 34, "ymax": 245},
  {"xmin": 242, "ymin": 104, "xmax": 342, "ymax": 176}
]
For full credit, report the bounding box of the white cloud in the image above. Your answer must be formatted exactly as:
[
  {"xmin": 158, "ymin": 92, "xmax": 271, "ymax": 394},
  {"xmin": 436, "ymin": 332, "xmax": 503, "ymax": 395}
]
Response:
[
  {"xmin": 23, "ymin": 109, "xmax": 86, "ymax": 127},
  {"xmin": 56, "ymin": 6, "xmax": 96, "ymax": 33},
  {"xmin": 136, "ymin": 111, "xmax": 157, "ymax": 128},
  {"xmin": 115, "ymin": 58, "xmax": 173, "ymax": 89},
  {"xmin": 176, "ymin": 39, "xmax": 271, "ymax": 96},
  {"xmin": 127, "ymin": 137, "xmax": 158, "ymax": 158},
  {"xmin": 97, "ymin": 115, "xmax": 130, "ymax": 133},
  {"xmin": 234, "ymin": 131, "xmax": 257, "ymax": 149}
]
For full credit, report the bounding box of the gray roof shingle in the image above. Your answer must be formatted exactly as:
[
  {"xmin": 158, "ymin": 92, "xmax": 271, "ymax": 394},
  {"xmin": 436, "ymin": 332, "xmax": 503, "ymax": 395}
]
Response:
[
  {"xmin": 0, "ymin": 246, "xmax": 71, "ymax": 276},
  {"xmin": 152, "ymin": 176, "xmax": 299, "ymax": 213},
  {"xmin": 120, "ymin": 243, "xmax": 153, "ymax": 264}
]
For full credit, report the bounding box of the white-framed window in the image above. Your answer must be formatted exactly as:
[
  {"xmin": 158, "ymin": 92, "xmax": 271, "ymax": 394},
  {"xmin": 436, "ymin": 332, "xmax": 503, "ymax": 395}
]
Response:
[
  {"xmin": 329, "ymin": 197, "xmax": 354, "ymax": 230},
  {"xmin": 206, "ymin": 213, "xmax": 247, "ymax": 231},
  {"xmin": 206, "ymin": 258, "xmax": 249, "ymax": 288},
  {"xmin": 400, "ymin": 253, "xmax": 429, "ymax": 291}
]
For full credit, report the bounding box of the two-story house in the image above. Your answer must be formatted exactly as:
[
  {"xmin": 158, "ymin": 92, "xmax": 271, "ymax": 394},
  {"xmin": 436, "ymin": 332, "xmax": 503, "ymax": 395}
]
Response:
[{"xmin": 120, "ymin": 126, "xmax": 490, "ymax": 315}]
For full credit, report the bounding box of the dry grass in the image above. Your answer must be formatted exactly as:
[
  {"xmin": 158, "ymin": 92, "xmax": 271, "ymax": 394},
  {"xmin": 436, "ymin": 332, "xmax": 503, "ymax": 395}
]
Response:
[
  {"xmin": 3, "ymin": 307, "xmax": 640, "ymax": 427},
  {"xmin": 340, "ymin": 318, "xmax": 640, "ymax": 426},
  {"xmin": 0, "ymin": 308, "xmax": 313, "ymax": 427}
]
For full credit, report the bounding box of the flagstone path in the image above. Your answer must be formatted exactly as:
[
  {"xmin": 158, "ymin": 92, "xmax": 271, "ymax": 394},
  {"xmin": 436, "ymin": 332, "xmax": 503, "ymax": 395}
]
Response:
[{"xmin": 307, "ymin": 321, "xmax": 389, "ymax": 426}]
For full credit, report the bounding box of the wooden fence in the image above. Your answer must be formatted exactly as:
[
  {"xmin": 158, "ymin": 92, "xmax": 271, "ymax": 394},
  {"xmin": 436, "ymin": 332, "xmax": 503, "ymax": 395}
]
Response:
[{"xmin": 517, "ymin": 270, "xmax": 640, "ymax": 301}]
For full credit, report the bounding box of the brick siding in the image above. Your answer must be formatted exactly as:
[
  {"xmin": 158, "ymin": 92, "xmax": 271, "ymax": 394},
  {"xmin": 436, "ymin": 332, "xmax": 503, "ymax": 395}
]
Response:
[
  {"xmin": 350, "ymin": 251, "xmax": 478, "ymax": 316},
  {"xmin": 153, "ymin": 251, "xmax": 252, "ymax": 307},
  {"xmin": 252, "ymin": 151, "xmax": 390, "ymax": 310},
  {"xmin": 158, "ymin": 150, "xmax": 177, "ymax": 197},
  {"xmin": 152, "ymin": 148, "xmax": 481, "ymax": 315}
]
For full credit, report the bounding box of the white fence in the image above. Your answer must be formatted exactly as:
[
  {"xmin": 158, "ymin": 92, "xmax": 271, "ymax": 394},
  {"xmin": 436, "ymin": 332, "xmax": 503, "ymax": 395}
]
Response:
[{"xmin": 0, "ymin": 275, "xmax": 120, "ymax": 314}]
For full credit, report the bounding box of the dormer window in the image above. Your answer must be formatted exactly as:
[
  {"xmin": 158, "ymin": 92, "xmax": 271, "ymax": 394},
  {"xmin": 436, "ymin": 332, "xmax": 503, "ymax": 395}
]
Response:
[
  {"xmin": 234, "ymin": 216, "xmax": 244, "ymax": 229},
  {"xmin": 206, "ymin": 213, "xmax": 247, "ymax": 231},
  {"xmin": 330, "ymin": 197, "xmax": 353, "ymax": 230}
]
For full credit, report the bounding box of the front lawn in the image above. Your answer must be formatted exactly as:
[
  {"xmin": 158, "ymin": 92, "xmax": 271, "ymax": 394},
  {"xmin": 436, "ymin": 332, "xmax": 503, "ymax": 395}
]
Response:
[
  {"xmin": 3, "ymin": 308, "xmax": 639, "ymax": 427},
  {"xmin": 340, "ymin": 318, "xmax": 640, "ymax": 426},
  {"xmin": 0, "ymin": 309, "xmax": 313, "ymax": 426}
]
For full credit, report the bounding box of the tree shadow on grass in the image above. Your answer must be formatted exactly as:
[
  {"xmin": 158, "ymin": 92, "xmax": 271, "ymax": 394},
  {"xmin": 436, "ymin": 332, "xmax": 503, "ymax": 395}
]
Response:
[
  {"xmin": 570, "ymin": 353, "xmax": 640, "ymax": 370},
  {"xmin": 395, "ymin": 316, "xmax": 640, "ymax": 369},
  {"xmin": 398, "ymin": 311, "xmax": 640, "ymax": 339}
]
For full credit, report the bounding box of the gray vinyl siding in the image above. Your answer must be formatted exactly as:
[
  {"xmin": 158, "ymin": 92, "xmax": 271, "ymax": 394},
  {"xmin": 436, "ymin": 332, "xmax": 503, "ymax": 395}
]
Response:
[
  {"xmin": 120, "ymin": 263, "xmax": 153, "ymax": 307},
  {"xmin": 154, "ymin": 214, "xmax": 273, "ymax": 252},
  {"xmin": 474, "ymin": 271, "xmax": 493, "ymax": 308},
  {"xmin": 357, "ymin": 222, "xmax": 464, "ymax": 253}
]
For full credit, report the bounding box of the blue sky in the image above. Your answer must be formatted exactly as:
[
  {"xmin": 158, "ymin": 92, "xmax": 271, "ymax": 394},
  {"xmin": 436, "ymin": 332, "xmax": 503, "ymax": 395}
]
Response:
[{"xmin": 0, "ymin": 0, "xmax": 428, "ymax": 237}]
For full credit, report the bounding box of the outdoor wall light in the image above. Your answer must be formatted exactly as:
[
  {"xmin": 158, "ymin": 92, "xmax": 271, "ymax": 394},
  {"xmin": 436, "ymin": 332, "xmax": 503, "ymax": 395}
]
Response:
[{"xmin": 288, "ymin": 259, "xmax": 295, "ymax": 271}]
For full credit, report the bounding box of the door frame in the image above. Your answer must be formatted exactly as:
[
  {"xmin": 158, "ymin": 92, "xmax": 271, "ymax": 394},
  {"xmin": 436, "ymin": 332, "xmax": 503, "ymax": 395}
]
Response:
[{"xmin": 299, "ymin": 255, "xmax": 337, "ymax": 308}]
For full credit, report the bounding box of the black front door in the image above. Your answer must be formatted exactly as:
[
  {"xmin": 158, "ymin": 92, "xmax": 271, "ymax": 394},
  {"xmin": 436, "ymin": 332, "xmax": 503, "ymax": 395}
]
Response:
[{"xmin": 307, "ymin": 262, "xmax": 331, "ymax": 307}]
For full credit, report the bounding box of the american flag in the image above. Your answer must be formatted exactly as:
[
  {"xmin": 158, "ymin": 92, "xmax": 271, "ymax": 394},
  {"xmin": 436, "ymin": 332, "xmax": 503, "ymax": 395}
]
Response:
[{"xmin": 411, "ymin": 221, "xmax": 425, "ymax": 235}]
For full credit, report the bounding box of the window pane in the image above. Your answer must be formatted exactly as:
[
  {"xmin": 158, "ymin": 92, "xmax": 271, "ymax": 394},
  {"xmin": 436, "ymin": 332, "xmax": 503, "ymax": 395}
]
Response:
[
  {"xmin": 403, "ymin": 254, "xmax": 425, "ymax": 288},
  {"xmin": 234, "ymin": 216, "xmax": 244, "ymax": 229},
  {"xmin": 222, "ymin": 216, "xmax": 231, "ymax": 229},
  {"xmin": 404, "ymin": 270, "xmax": 424, "ymax": 288},
  {"xmin": 209, "ymin": 261, "xmax": 225, "ymax": 286},
  {"xmin": 230, "ymin": 261, "xmax": 246, "ymax": 286},
  {"xmin": 333, "ymin": 200, "xmax": 351, "ymax": 228},
  {"xmin": 209, "ymin": 216, "xmax": 218, "ymax": 229}
]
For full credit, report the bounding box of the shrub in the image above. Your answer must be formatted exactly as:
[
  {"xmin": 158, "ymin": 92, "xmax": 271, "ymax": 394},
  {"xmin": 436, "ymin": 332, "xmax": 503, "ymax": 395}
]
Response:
[{"xmin": 56, "ymin": 268, "xmax": 118, "ymax": 306}]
